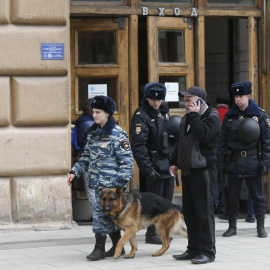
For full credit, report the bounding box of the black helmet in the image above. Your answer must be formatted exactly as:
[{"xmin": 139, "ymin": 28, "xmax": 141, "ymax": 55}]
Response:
[
  {"xmin": 237, "ymin": 118, "xmax": 260, "ymax": 144},
  {"xmin": 166, "ymin": 115, "xmax": 182, "ymax": 138}
]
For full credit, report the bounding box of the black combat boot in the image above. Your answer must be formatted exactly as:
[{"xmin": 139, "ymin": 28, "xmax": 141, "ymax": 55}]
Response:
[
  {"xmin": 105, "ymin": 231, "xmax": 125, "ymax": 257},
  {"xmin": 145, "ymin": 225, "xmax": 162, "ymax": 244},
  {"xmin": 223, "ymin": 216, "xmax": 237, "ymax": 237},
  {"xmin": 256, "ymin": 215, "xmax": 268, "ymax": 238},
  {"xmin": 86, "ymin": 234, "xmax": 107, "ymax": 261}
]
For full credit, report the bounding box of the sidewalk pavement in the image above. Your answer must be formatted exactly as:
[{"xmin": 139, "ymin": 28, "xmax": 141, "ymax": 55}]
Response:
[{"xmin": 1, "ymin": 215, "xmax": 270, "ymax": 270}]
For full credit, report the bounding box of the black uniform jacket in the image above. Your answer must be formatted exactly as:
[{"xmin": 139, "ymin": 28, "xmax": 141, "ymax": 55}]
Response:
[
  {"xmin": 217, "ymin": 99, "xmax": 270, "ymax": 177},
  {"xmin": 130, "ymin": 98, "xmax": 177, "ymax": 178}
]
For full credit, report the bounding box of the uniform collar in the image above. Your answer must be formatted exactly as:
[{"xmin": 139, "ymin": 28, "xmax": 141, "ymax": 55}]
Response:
[
  {"xmin": 89, "ymin": 117, "xmax": 116, "ymax": 135},
  {"xmin": 227, "ymin": 99, "xmax": 260, "ymax": 117}
]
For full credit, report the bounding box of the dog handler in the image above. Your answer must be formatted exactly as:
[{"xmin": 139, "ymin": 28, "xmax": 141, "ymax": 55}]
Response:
[
  {"xmin": 170, "ymin": 86, "xmax": 220, "ymax": 264},
  {"xmin": 67, "ymin": 95, "xmax": 133, "ymax": 261}
]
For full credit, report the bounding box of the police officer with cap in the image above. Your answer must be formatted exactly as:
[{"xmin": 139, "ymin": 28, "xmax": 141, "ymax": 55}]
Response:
[
  {"xmin": 130, "ymin": 82, "xmax": 180, "ymax": 244},
  {"xmin": 217, "ymin": 82, "xmax": 270, "ymax": 238}
]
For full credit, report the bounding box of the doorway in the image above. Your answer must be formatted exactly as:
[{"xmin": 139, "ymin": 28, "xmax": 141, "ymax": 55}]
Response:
[
  {"xmin": 205, "ymin": 17, "xmax": 258, "ymax": 107},
  {"xmin": 205, "ymin": 17, "xmax": 258, "ymax": 214}
]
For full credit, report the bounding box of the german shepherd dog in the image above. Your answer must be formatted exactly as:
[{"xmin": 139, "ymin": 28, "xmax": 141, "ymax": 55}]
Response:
[{"xmin": 100, "ymin": 185, "xmax": 187, "ymax": 259}]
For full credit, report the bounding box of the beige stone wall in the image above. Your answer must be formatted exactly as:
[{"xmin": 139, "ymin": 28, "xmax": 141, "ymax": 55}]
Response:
[{"xmin": 0, "ymin": 0, "xmax": 72, "ymax": 228}]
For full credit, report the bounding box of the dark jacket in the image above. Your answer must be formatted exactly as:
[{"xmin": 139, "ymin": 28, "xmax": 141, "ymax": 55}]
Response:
[
  {"xmin": 75, "ymin": 114, "xmax": 95, "ymax": 149},
  {"xmin": 130, "ymin": 98, "xmax": 177, "ymax": 178},
  {"xmin": 217, "ymin": 99, "xmax": 270, "ymax": 177},
  {"xmin": 171, "ymin": 105, "xmax": 221, "ymax": 170}
]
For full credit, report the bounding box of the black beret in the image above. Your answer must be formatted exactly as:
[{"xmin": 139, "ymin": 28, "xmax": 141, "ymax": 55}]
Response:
[
  {"xmin": 179, "ymin": 86, "xmax": 207, "ymax": 101},
  {"xmin": 231, "ymin": 82, "xmax": 252, "ymax": 96},
  {"xmin": 90, "ymin": 95, "xmax": 116, "ymax": 116},
  {"xmin": 144, "ymin": 82, "xmax": 166, "ymax": 100}
]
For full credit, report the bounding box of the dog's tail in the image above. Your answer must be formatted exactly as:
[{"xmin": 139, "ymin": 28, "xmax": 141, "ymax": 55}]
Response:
[{"xmin": 171, "ymin": 212, "xmax": 188, "ymax": 239}]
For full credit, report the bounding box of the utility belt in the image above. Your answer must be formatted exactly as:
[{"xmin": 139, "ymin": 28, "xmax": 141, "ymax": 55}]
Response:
[
  {"xmin": 232, "ymin": 149, "xmax": 258, "ymax": 157},
  {"xmin": 226, "ymin": 149, "xmax": 258, "ymax": 162}
]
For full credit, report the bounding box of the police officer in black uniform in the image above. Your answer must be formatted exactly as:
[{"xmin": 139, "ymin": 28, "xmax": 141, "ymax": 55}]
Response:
[
  {"xmin": 130, "ymin": 82, "xmax": 179, "ymax": 244},
  {"xmin": 217, "ymin": 82, "xmax": 270, "ymax": 238}
]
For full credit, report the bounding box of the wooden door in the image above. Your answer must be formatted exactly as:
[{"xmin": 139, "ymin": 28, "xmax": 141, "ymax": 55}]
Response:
[
  {"xmin": 147, "ymin": 16, "xmax": 194, "ymax": 116},
  {"xmin": 70, "ymin": 18, "xmax": 129, "ymax": 132}
]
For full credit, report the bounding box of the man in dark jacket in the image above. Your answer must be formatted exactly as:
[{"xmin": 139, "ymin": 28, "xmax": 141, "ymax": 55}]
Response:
[
  {"xmin": 130, "ymin": 82, "xmax": 178, "ymax": 244},
  {"xmin": 217, "ymin": 82, "xmax": 270, "ymax": 238},
  {"xmin": 170, "ymin": 86, "xmax": 220, "ymax": 265}
]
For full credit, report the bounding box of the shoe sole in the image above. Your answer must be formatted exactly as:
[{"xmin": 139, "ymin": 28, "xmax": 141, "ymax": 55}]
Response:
[
  {"xmin": 222, "ymin": 233, "xmax": 237, "ymax": 237},
  {"xmin": 86, "ymin": 256, "xmax": 106, "ymax": 261},
  {"xmin": 191, "ymin": 259, "xmax": 215, "ymax": 264},
  {"xmin": 173, "ymin": 256, "xmax": 194, "ymax": 260}
]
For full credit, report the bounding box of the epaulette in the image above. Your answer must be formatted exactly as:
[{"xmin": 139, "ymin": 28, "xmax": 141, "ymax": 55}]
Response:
[
  {"xmin": 260, "ymin": 108, "xmax": 265, "ymax": 112},
  {"xmin": 135, "ymin": 108, "xmax": 148, "ymax": 119}
]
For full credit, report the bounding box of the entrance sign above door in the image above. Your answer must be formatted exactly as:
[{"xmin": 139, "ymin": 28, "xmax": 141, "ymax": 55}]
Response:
[{"xmin": 142, "ymin": 7, "xmax": 197, "ymax": 17}]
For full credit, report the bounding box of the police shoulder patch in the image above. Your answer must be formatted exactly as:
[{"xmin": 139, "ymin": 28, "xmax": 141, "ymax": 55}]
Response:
[
  {"xmin": 136, "ymin": 124, "xmax": 142, "ymax": 134},
  {"xmin": 121, "ymin": 139, "xmax": 130, "ymax": 151}
]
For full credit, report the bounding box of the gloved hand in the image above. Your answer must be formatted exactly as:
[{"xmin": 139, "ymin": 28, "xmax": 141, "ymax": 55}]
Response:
[
  {"xmin": 146, "ymin": 171, "xmax": 160, "ymax": 184},
  {"xmin": 261, "ymin": 165, "xmax": 269, "ymax": 176}
]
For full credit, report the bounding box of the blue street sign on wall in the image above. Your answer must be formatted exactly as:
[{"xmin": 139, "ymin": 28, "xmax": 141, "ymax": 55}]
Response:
[{"xmin": 41, "ymin": 43, "xmax": 64, "ymax": 60}]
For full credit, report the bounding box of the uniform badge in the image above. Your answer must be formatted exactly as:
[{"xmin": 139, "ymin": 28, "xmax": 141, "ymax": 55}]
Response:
[
  {"xmin": 121, "ymin": 139, "xmax": 130, "ymax": 151},
  {"xmin": 100, "ymin": 142, "xmax": 108, "ymax": 148},
  {"xmin": 266, "ymin": 119, "xmax": 270, "ymax": 128},
  {"xmin": 252, "ymin": 116, "xmax": 258, "ymax": 122},
  {"xmin": 136, "ymin": 124, "xmax": 142, "ymax": 134}
]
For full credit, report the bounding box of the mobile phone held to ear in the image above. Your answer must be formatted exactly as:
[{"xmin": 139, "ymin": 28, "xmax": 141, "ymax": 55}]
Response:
[{"xmin": 195, "ymin": 98, "xmax": 204, "ymax": 105}]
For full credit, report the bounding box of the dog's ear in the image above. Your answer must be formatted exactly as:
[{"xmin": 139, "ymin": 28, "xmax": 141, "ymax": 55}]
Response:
[{"xmin": 116, "ymin": 185, "xmax": 125, "ymax": 198}]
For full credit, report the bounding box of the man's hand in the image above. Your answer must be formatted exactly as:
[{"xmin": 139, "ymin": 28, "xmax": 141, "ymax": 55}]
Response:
[
  {"xmin": 67, "ymin": 174, "xmax": 76, "ymax": 187},
  {"xmin": 186, "ymin": 100, "xmax": 200, "ymax": 114},
  {"xmin": 146, "ymin": 171, "xmax": 160, "ymax": 184},
  {"xmin": 261, "ymin": 165, "xmax": 269, "ymax": 176},
  {"xmin": 169, "ymin": 165, "xmax": 178, "ymax": 176}
]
